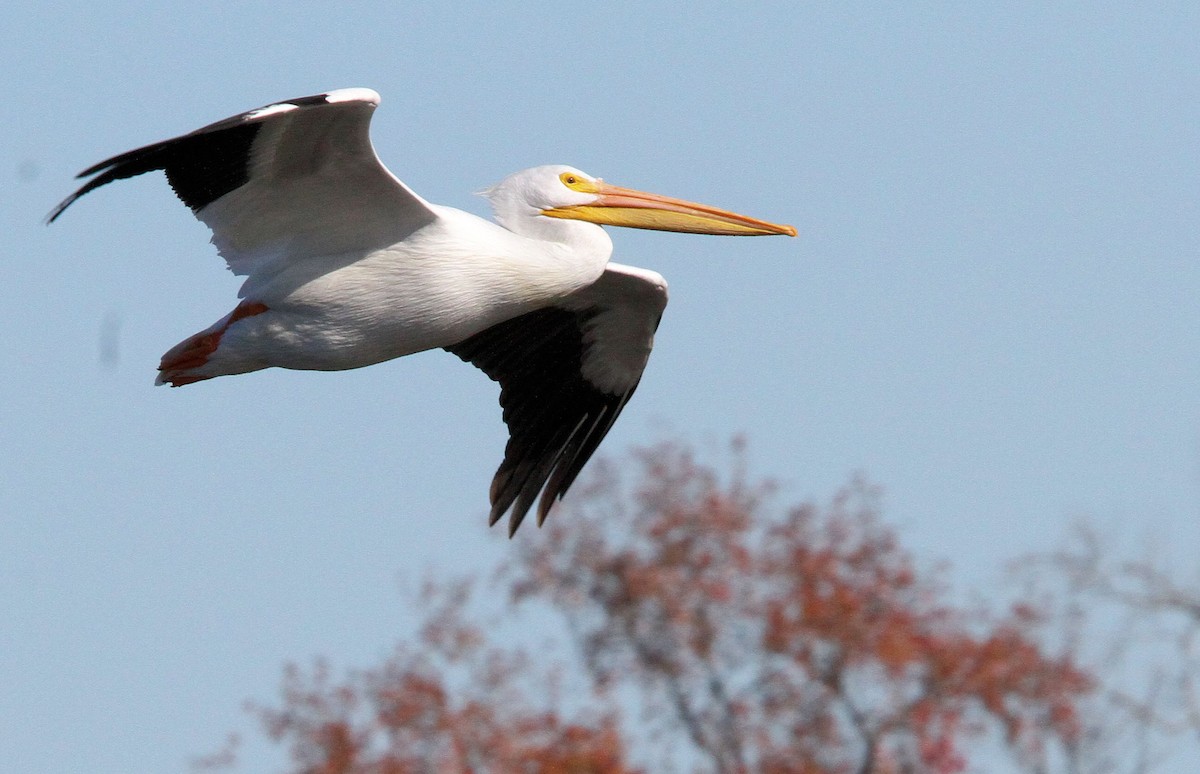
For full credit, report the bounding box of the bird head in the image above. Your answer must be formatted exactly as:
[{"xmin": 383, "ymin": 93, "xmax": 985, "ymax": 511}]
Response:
[{"xmin": 484, "ymin": 165, "xmax": 796, "ymax": 240}]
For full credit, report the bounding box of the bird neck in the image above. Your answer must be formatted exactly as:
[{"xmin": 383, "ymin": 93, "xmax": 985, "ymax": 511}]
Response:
[
  {"xmin": 487, "ymin": 212, "xmax": 610, "ymax": 291},
  {"xmin": 523, "ymin": 220, "xmax": 612, "ymax": 293}
]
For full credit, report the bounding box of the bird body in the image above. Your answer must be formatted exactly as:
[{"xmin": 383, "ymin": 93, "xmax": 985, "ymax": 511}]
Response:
[
  {"xmin": 176, "ymin": 199, "xmax": 612, "ymax": 381},
  {"xmin": 50, "ymin": 88, "xmax": 794, "ymax": 532}
]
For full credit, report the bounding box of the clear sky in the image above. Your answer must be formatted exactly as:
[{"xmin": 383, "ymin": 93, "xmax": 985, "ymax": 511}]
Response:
[{"xmin": 3, "ymin": 3, "xmax": 1198, "ymax": 771}]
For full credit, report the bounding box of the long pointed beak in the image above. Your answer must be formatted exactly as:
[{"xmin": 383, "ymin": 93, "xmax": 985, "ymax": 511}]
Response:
[{"xmin": 542, "ymin": 181, "xmax": 797, "ymax": 237}]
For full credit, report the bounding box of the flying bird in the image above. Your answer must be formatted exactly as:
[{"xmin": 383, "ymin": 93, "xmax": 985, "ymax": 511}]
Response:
[{"xmin": 49, "ymin": 88, "xmax": 795, "ymax": 534}]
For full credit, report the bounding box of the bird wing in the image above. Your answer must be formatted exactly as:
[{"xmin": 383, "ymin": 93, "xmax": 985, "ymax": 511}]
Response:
[
  {"xmin": 445, "ymin": 263, "xmax": 669, "ymax": 535},
  {"xmin": 48, "ymin": 88, "xmax": 438, "ymax": 276}
]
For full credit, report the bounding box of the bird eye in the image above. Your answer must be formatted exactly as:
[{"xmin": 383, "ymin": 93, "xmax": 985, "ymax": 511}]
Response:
[{"xmin": 558, "ymin": 171, "xmax": 595, "ymax": 193}]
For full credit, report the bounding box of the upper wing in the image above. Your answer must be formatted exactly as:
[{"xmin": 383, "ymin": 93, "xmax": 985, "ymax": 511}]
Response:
[
  {"xmin": 48, "ymin": 88, "xmax": 438, "ymax": 275},
  {"xmin": 445, "ymin": 263, "xmax": 669, "ymax": 535}
]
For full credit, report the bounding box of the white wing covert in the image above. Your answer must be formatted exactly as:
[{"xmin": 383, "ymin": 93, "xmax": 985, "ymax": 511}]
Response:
[
  {"xmin": 446, "ymin": 264, "xmax": 668, "ymax": 535},
  {"xmin": 48, "ymin": 88, "xmax": 438, "ymax": 276}
]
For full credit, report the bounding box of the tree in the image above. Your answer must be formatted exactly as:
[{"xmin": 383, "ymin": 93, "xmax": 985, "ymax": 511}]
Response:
[
  {"xmin": 202, "ymin": 440, "xmax": 1091, "ymax": 773},
  {"xmin": 1018, "ymin": 523, "xmax": 1200, "ymax": 773},
  {"xmin": 201, "ymin": 578, "xmax": 638, "ymax": 773}
]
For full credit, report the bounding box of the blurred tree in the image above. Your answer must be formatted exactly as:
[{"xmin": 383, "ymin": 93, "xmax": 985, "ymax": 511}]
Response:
[
  {"xmin": 1019, "ymin": 524, "xmax": 1200, "ymax": 773},
  {"xmin": 201, "ymin": 440, "xmax": 1090, "ymax": 773}
]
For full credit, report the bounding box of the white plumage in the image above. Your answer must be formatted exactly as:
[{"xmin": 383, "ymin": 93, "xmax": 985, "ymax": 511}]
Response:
[{"xmin": 49, "ymin": 88, "xmax": 794, "ymax": 533}]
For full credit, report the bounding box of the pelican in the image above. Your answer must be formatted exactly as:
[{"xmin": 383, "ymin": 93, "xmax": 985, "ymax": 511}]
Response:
[{"xmin": 49, "ymin": 88, "xmax": 795, "ymax": 534}]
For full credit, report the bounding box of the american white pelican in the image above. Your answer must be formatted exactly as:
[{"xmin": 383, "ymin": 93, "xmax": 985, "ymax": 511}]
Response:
[{"xmin": 49, "ymin": 88, "xmax": 795, "ymax": 534}]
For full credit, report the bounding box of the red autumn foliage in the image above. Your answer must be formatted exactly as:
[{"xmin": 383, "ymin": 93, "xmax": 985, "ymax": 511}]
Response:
[
  {"xmin": 241, "ymin": 579, "xmax": 639, "ymax": 774},
  {"xmin": 508, "ymin": 442, "xmax": 1090, "ymax": 773},
  {"xmin": 206, "ymin": 440, "xmax": 1092, "ymax": 773}
]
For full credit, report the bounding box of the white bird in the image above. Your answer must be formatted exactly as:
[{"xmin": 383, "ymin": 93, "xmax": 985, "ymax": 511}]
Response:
[{"xmin": 49, "ymin": 88, "xmax": 795, "ymax": 534}]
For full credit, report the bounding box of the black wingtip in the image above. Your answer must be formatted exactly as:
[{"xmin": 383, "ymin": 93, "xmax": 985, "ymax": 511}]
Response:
[
  {"xmin": 47, "ymin": 161, "xmax": 117, "ymax": 223},
  {"xmin": 47, "ymin": 116, "xmax": 264, "ymax": 227},
  {"xmin": 507, "ymin": 507, "xmax": 529, "ymax": 538},
  {"xmin": 447, "ymin": 303, "xmax": 651, "ymax": 540},
  {"xmin": 44, "ymin": 200, "xmax": 70, "ymax": 225},
  {"xmin": 536, "ymin": 502, "xmax": 553, "ymax": 528}
]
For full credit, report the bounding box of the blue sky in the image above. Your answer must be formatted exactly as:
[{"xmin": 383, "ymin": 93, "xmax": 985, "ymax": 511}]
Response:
[{"xmin": 3, "ymin": 3, "xmax": 1199, "ymax": 771}]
